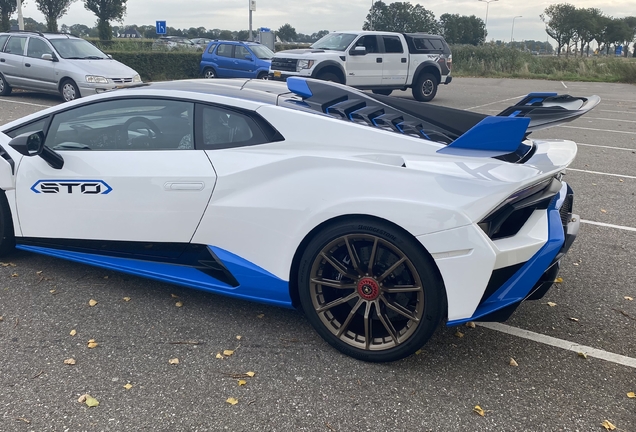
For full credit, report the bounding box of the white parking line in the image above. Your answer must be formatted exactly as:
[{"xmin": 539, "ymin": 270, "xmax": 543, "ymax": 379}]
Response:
[
  {"xmin": 479, "ymin": 322, "xmax": 636, "ymax": 369},
  {"xmin": 600, "ymin": 98, "xmax": 636, "ymax": 104},
  {"xmin": 581, "ymin": 117, "xmax": 636, "ymax": 124},
  {"xmin": 0, "ymin": 98, "xmax": 53, "ymax": 108},
  {"xmin": 464, "ymin": 95, "xmax": 526, "ymax": 110},
  {"xmin": 559, "ymin": 125, "xmax": 636, "ymax": 135},
  {"xmin": 600, "ymin": 109, "xmax": 636, "ymax": 114},
  {"xmin": 578, "ymin": 143, "xmax": 636, "ymax": 152},
  {"xmin": 580, "ymin": 220, "xmax": 636, "ymax": 232},
  {"xmin": 561, "ymin": 81, "xmax": 568, "ymax": 89},
  {"xmin": 568, "ymin": 168, "xmax": 636, "ymax": 179}
]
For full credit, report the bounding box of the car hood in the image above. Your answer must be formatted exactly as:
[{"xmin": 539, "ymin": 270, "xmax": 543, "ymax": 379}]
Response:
[{"xmin": 65, "ymin": 59, "xmax": 138, "ymax": 78}]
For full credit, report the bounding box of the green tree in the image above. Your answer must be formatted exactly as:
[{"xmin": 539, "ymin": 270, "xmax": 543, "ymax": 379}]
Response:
[
  {"xmin": 622, "ymin": 16, "xmax": 636, "ymax": 57},
  {"xmin": 605, "ymin": 18, "xmax": 632, "ymax": 55},
  {"xmin": 311, "ymin": 30, "xmax": 329, "ymax": 41},
  {"xmin": 236, "ymin": 30, "xmax": 250, "ymax": 41},
  {"xmin": 364, "ymin": 1, "xmax": 439, "ymax": 33},
  {"xmin": 0, "ymin": 0, "xmax": 16, "ymax": 32},
  {"xmin": 36, "ymin": 0, "xmax": 75, "ymax": 32},
  {"xmin": 218, "ymin": 29, "xmax": 233, "ymax": 40},
  {"xmin": 540, "ymin": 3, "xmax": 577, "ymax": 57},
  {"xmin": 84, "ymin": 0, "xmax": 127, "ymax": 40},
  {"xmin": 277, "ymin": 23, "xmax": 297, "ymax": 42},
  {"xmin": 439, "ymin": 14, "xmax": 485, "ymax": 45},
  {"xmin": 69, "ymin": 23, "xmax": 91, "ymax": 36}
]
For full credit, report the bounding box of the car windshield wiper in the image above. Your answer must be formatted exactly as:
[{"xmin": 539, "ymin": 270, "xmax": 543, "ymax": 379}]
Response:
[{"xmin": 83, "ymin": 56, "xmax": 105, "ymax": 59}]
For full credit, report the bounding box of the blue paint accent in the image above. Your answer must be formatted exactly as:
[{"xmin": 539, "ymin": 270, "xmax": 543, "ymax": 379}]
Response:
[
  {"xmin": 419, "ymin": 130, "xmax": 431, "ymax": 140},
  {"xmin": 347, "ymin": 106, "xmax": 367, "ymax": 121},
  {"xmin": 30, "ymin": 180, "xmax": 113, "ymax": 195},
  {"xmin": 508, "ymin": 110, "xmax": 522, "ymax": 118},
  {"xmin": 447, "ymin": 182, "xmax": 568, "ymax": 326},
  {"xmin": 287, "ymin": 77, "xmax": 313, "ymax": 98},
  {"xmin": 437, "ymin": 116, "xmax": 530, "ymax": 157},
  {"xmin": 526, "ymin": 98, "xmax": 544, "ymax": 105},
  {"xmin": 526, "ymin": 92, "xmax": 557, "ymax": 98},
  {"xmin": 15, "ymin": 244, "xmax": 293, "ymax": 308}
]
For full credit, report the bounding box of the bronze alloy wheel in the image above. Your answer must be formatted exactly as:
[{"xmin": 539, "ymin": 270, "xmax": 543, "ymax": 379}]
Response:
[{"xmin": 298, "ymin": 219, "xmax": 444, "ymax": 362}]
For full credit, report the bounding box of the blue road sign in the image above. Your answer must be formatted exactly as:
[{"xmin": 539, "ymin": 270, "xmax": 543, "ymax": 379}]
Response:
[{"xmin": 156, "ymin": 21, "xmax": 166, "ymax": 35}]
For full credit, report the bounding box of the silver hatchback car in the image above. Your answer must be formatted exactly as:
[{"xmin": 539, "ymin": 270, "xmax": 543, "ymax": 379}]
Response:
[{"xmin": 0, "ymin": 31, "xmax": 141, "ymax": 102}]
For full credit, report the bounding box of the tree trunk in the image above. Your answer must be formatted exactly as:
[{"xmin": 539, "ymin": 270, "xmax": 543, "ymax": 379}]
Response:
[
  {"xmin": 46, "ymin": 16, "xmax": 58, "ymax": 33},
  {"xmin": 0, "ymin": 12, "xmax": 10, "ymax": 32},
  {"xmin": 97, "ymin": 18, "xmax": 112, "ymax": 41},
  {"xmin": 557, "ymin": 42, "xmax": 562, "ymax": 57}
]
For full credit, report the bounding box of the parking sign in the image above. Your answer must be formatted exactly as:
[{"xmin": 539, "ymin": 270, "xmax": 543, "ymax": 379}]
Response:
[{"xmin": 156, "ymin": 21, "xmax": 166, "ymax": 35}]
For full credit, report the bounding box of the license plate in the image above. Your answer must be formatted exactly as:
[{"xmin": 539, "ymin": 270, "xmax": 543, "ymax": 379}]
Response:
[{"xmin": 274, "ymin": 71, "xmax": 281, "ymax": 78}]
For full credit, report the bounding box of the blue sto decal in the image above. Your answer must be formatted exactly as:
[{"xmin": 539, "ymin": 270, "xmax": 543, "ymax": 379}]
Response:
[{"xmin": 31, "ymin": 180, "xmax": 113, "ymax": 195}]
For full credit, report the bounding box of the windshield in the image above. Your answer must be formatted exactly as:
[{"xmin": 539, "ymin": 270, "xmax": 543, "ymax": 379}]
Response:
[
  {"xmin": 250, "ymin": 45, "xmax": 274, "ymax": 59},
  {"xmin": 50, "ymin": 38, "xmax": 107, "ymax": 59},
  {"xmin": 311, "ymin": 33, "xmax": 356, "ymax": 51}
]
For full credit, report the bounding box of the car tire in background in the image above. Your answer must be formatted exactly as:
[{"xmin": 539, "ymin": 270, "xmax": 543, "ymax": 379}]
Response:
[
  {"xmin": 297, "ymin": 217, "xmax": 445, "ymax": 362},
  {"xmin": 372, "ymin": 89, "xmax": 393, "ymax": 96},
  {"xmin": 0, "ymin": 191, "xmax": 16, "ymax": 256},
  {"xmin": 0, "ymin": 74, "xmax": 12, "ymax": 96},
  {"xmin": 60, "ymin": 79, "xmax": 80, "ymax": 102},
  {"xmin": 257, "ymin": 71, "xmax": 268, "ymax": 80},
  {"xmin": 203, "ymin": 68, "xmax": 217, "ymax": 79},
  {"xmin": 412, "ymin": 73, "xmax": 438, "ymax": 102}
]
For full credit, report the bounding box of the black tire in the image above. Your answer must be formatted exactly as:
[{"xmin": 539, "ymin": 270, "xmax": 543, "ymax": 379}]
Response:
[
  {"xmin": 257, "ymin": 71, "xmax": 268, "ymax": 80},
  {"xmin": 0, "ymin": 73, "xmax": 12, "ymax": 96},
  {"xmin": 412, "ymin": 73, "xmax": 438, "ymax": 102},
  {"xmin": 316, "ymin": 72, "xmax": 343, "ymax": 84},
  {"xmin": 203, "ymin": 67, "xmax": 216, "ymax": 79},
  {"xmin": 298, "ymin": 217, "xmax": 445, "ymax": 362},
  {"xmin": 372, "ymin": 89, "xmax": 393, "ymax": 96},
  {"xmin": 60, "ymin": 79, "xmax": 80, "ymax": 102},
  {"xmin": 0, "ymin": 191, "xmax": 16, "ymax": 256}
]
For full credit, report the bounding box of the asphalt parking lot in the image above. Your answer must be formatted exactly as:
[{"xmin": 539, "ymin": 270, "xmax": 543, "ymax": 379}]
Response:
[{"xmin": 0, "ymin": 78, "xmax": 635, "ymax": 431}]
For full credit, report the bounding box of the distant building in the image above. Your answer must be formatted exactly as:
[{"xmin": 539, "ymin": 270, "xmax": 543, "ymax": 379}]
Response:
[{"xmin": 120, "ymin": 28, "xmax": 142, "ymax": 38}]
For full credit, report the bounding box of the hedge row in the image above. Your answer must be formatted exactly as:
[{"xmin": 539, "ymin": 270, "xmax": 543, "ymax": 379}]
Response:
[{"xmin": 107, "ymin": 46, "xmax": 636, "ymax": 84}]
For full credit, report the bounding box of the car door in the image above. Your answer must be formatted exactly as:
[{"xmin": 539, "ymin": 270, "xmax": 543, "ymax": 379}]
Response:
[
  {"xmin": 14, "ymin": 97, "xmax": 217, "ymax": 252},
  {"xmin": 214, "ymin": 44, "xmax": 235, "ymax": 77},
  {"xmin": 380, "ymin": 35, "xmax": 408, "ymax": 86},
  {"xmin": 345, "ymin": 35, "xmax": 383, "ymax": 87},
  {"xmin": 232, "ymin": 45, "xmax": 256, "ymax": 78},
  {"xmin": 1, "ymin": 35, "xmax": 27, "ymax": 88},
  {"xmin": 22, "ymin": 37, "xmax": 58, "ymax": 92}
]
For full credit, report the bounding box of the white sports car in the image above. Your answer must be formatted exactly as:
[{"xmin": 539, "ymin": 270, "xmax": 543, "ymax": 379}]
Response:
[{"xmin": 0, "ymin": 78, "xmax": 599, "ymax": 362}]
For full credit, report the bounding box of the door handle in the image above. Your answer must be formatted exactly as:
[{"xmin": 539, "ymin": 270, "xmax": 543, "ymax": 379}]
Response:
[
  {"xmin": 376, "ymin": 58, "xmax": 382, "ymax": 63},
  {"xmin": 164, "ymin": 182, "xmax": 205, "ymax": 191},
  {"xmin": 401, "ymin": 58, "xmax": 407, "ymax": 63},
  {"xmin": 25, "ymin": 63, "xmax": 31, "ymax": 67},
  {"xmin": 0, "ymin": 59, "xmax": 5, "ymax": 62}
]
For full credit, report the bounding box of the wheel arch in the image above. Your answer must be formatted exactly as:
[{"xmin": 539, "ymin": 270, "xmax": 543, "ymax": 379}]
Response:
[
  {"xmin": 311, "ymin": 61, "xmax": 346, "ymax": 83},
  {"xmin": 57, "ymin": 76, "xmax": 76, "ymax": 91},
  {"xmin": 412, "ymin": 62, "xmax": 441, "ymax": 85},
  {"xmin": 288, "ymin": 213, "xmax": 446, "ymax": 312}
]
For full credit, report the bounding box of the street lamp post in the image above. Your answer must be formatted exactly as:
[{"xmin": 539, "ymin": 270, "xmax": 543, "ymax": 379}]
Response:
[
  {"xmin": 478, "ymin": 0, "xmax": 499, "ymax": 29},
  {"xmin": 16, "ymin": 0, "xmax": 24, "ymax": 30},
  {"xmin": 511, "ymin": 16, "xmax": 522, "ymax": 43}
]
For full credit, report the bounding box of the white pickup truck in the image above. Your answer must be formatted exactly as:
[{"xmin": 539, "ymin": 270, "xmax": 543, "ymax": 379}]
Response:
[{"xmin": 269, "ymin": 31, "xmax": 452, "ymax": 102}]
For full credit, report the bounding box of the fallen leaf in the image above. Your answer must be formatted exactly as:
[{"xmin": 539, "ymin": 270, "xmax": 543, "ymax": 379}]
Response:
[
  {"xmin": 15, "ymin": 418, "xmax": 30, "ymax": 424},
  {"xmin": 627, "ymin": 392, "xmax": 635, "ymax": 398},
  {"xmin": 11, "ymin": 273, "xmax": 18, "ymax": 277},
  {"xmin": 573, "ymin": 263, "xmax": 579, "ymax": 266},
  {"xmin": 168, "ymin": 358, "xmax": 179, "ymax": 365},
  {"xmin": 64, "ymin": 358, "xmax": 76, "ymax": 365},
  {"xmin": 238, "ymin": 380, "xmax": 247, "ymax": 386},
  {"xmin": 226, "ymin": 397, "xmax": 238, "ymax": 405},
  {"xmin": 554, "ymin": 277, "xmax": 563, "ymax": 283},
  {"xmin": 123, "ymin": 297, "xmax": 131, "ymax": 302},
  {"xmin": 170, "ymin": 294, "xmax": 179, "ymax": 298},
  {"xmin": 88, "ymin": 299, "xmax": 98, "ymax": 307},
  {"xmin": 256, "ymin": 314, "xmax": 264, "ymax": 319},
  {"xmin": 103, "ymin": 276, "xmax": 108, "ymax": 279},
  {"xmin": 569, "ymin": 317, "xmax": 579, "ymax": 322},
  {"xmin": 473, "ymin": 405, "xmax": 485, "ymax": 417},
  {"xmin": 592, "ymin": 183, "xmax": 597, "ymax": 186},
  {"xmin": 547, "ymin": 302, "xmax": 557, "ymax": 307},
  {"xmin": 223, "ymin": 350, "xmax": 234, "ymax": 356},
  {"xmin": 123, "ymin": 383, "xmax": 133, "ymax": 390},
  {"xmin": 87, "ymin": 339, "xmax": 98, "ymax": 349},
  {"xmin": 49, "ymin": 290, "xmax": 56, "ymax": 294},
  {"xmin": 415, "ymin": 349, "xmax": 422, "ymax": 355},
  {"xmin": 245, "ymin": 371, "xmax": 255, "ymax": 377},
  {"xmin": 601, "ymin": 209, "xmax": 607, "ymax": 213},
  {"xmin": 625, "ymin": 296, "xmax": 634, "ymax": 301},
  {"xmin": 77, "ymin": 394, "xmax": 88, "ymax": 403},
  {"xmin": 215, "ymin": 353, "xmax": 223, "ymax": 359},
  {"xmin": 175, "ymin": 301, "xmax": 183, "ymax": 308},
  {"xmin": 578, "ymin": 352, "xmax": 588, "ymax": 359},
  {"xmin": 0, "ymin": 316, "xmax": 3, "ymax": 321},
  {"xmin": 236, "ymin": 335, "xmax": 242, "ymax": 340},
  {"xmin": 85, "ymin": 395, "xmax": 99, "ymax": 407},
  {"xmin": 619, "ymin": 179, "xmax": 624, "ymax": 182},
  {"xmin": 70, "ymin": 329, "xmax": 77, "ymax": 336},
  {"xmin": 36, "ymin": 271, "xmax": 43, "ymax": 275},
  {"xmin": 465, "ymin": 322, "xmax": 476, "ymax": 329},
  {"xmin": 509, "ymin": 358, "xmax": 518, "ymax": 367},
  {"xmin": 601, "ymin": 420, "xmax": 616, "ymax": 430},
  {"xmin": 455, "ymin": 330, "xmax": 464, "ymax": 338}
]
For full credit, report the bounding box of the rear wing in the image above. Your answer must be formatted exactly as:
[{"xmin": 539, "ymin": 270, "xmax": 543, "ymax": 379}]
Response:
[{"xmin": 496, "ymin": 93, "xmax": 601, "ymax": 132}]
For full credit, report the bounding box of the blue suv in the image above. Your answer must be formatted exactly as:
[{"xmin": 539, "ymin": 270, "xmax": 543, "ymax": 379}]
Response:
[{"xmin": 200, "ymin": 41, "xmax": 274, "ymax": 79}]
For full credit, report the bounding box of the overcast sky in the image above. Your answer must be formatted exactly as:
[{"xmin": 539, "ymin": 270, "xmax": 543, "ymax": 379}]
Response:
[{"xmin": 18, "ymin": 0, "xmax": 636, "ymax": 43}]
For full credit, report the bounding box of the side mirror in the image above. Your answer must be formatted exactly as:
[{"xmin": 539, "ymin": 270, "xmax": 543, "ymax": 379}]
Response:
[
  {"xmin": 41, "ymin": 53, "xmax": 54, "ymax": 61},
  {"xmin": 244, "ymin": 55, "xmax": 254, "ymax": 61},
  {"xmin": 351, "ymin": 46, "xmax": 367, "ymax": 56},
  {"xmin": 8, "ymin": 131, "xmax": 64, "ymax": 169},
  {"xmin": 107, "ymin": 54, "xmax": 113, "ymax": 59}
]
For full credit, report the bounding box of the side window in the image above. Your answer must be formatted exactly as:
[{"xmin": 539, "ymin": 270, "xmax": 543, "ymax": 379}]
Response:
[
  {"xmin": 27, "ymin": 38, "xmax": 53, "ymax": 59},
  {"xmin": 197, "ymin": 105, "xmax": 271, "ymax": 150},
  {"xmin": 428, "ymin": 39, "xmax": 444, "ymax": 52},
  {"xmin": 44, "ymin": 99, "xmax": 195, "ymax": 151},
  {"xmin": 217, "ymin": 44, "xmax": 233, "ymax": 58},
  {"xmin": 5, "ymin": 117, "xmax": 49, "ymax": 139},
  {"xmin": 207, "ymin": 43, "xmax": 217, "ymax": 54},
  {"xmin": 354, "ymin": 36, "xmax": 379, "ymax": 54},
  {"xmin": 0, "ymin": 35, "xmax": 8, "ymax": 52},
  {"xmin": 383, "ymin": 36, "xmax": 403, "ymax": 54},
  {"xmin": 3, "ymin": 36, "xmax": 27, "ymax": 55},
  {"xmin": 234, "ymin": 46, "xmax": 250, "ymax": 59}
]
